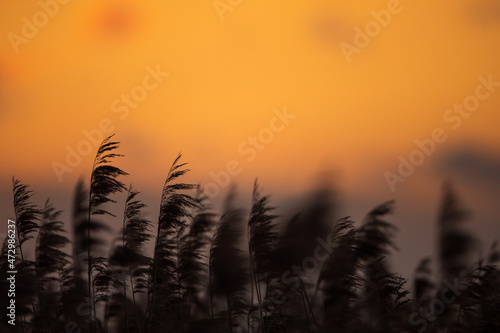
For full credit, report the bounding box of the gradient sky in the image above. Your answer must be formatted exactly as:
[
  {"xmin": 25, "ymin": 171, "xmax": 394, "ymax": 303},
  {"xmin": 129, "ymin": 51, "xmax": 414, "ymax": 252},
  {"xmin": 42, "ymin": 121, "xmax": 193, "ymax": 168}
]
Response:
[{"xmin": 1, "ymin": 0, "xmax": 500, "ymax": 278}]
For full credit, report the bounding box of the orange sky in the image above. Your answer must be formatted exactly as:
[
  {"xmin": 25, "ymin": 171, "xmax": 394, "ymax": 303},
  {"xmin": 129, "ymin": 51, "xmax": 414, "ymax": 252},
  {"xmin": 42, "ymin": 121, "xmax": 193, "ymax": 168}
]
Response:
[{"xmin": 1, "ymin": 0, "xmax": 500, "ymax": 277}]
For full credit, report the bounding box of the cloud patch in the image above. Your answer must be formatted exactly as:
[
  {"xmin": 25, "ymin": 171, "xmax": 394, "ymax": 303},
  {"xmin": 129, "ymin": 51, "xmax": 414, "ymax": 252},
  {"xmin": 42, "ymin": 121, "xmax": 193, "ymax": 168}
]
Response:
[{"xmin": 435, "ymin": 147, "xmax": 500, "ymax": 190}]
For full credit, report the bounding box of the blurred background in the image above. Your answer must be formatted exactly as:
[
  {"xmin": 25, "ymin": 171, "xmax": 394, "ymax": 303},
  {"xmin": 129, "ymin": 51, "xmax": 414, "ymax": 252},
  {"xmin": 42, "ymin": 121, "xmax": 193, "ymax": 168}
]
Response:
[{"xmin": 1, "ymin": 0, "xmax": 499, "ymax": 280}]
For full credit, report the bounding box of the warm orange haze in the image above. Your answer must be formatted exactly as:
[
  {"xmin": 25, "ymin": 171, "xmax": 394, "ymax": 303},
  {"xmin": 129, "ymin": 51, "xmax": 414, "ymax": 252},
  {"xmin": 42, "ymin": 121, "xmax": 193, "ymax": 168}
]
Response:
[{"xmin": 0, "ymin": 1, "xmax": 499, "ymax": 331}]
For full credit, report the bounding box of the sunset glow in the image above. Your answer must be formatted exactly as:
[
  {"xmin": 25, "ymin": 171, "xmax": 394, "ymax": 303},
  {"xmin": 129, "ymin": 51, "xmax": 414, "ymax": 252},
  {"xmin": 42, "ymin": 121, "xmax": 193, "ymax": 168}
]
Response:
[{"xmin": 1, "ymin": 0, "xmax": 500, "ymax": 283}]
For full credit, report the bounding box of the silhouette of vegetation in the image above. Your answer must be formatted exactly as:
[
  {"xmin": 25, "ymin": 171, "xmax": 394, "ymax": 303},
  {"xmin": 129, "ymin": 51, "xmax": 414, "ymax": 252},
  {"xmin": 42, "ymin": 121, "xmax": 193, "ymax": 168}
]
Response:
[{"xmin": 1, "ymin": 135, "xmax": 499, "ymax": 333}]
